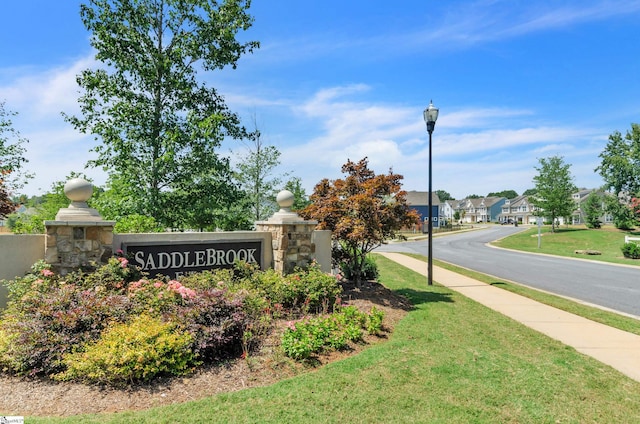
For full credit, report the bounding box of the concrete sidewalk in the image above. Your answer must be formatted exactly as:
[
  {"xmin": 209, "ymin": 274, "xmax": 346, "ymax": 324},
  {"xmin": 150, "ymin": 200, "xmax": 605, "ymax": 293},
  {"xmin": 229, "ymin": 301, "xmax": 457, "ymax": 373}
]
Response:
[{"xmin": 377, "ymin": 252, "xmax": 640, "ymax": 383}]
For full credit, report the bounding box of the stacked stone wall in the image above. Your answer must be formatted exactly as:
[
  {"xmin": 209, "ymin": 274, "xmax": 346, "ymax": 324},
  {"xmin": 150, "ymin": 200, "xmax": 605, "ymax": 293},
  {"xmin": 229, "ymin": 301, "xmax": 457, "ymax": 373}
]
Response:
[
  {"xmin": 45, "ymin": 222, "xmax": 115, "ymax": 275},
  {"xmin": 255, "ymin": 221, "xmax": 318, "ymax": 274}
]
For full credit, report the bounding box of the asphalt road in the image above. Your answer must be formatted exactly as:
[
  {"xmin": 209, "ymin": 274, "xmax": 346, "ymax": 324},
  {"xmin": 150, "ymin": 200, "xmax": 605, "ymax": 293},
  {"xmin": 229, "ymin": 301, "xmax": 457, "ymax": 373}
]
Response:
[{"xmin": 376, "ymin": 226, "xmax": 640, "ymax": 318}]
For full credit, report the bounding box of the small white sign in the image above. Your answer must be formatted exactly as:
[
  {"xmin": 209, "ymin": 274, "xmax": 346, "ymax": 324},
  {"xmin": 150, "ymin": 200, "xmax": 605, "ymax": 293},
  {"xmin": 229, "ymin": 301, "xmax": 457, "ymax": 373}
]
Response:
[{"xmin": 0, "ymin": 417, "xmax": 24, "ymax": 424}]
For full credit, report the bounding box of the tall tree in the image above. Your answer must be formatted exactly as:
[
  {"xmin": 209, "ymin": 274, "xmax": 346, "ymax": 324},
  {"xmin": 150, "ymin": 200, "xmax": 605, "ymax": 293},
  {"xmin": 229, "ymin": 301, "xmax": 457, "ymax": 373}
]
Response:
[
  {"xmin": 530, "ymin": 156, "xmax": 577, "ymax": 232},
  {"xmin": 597, "ymin": 124, "xmax": 640, "ymax": 195},
  {"xmin": 300, "ymin": 157, "xmax": 420, "ymax": 287},
  {"xmin": 1, "ymin": 101, "xmax": 32, "ymax": 217},
  {"xmin": 234, "ymin": 122, "xmax": 287, "ymax": 221},
  {"xmin": 487, "ymin": 190, "xmax": 518, "ymax": 199},
  {"xmin": 0, "ymin": 179, "xmax": 13, "ymax": 219},
  {"xmin": 435, "ymin": 189, "xmax": 453, "ymax": 201},
  {"xmin": 583, "ymin": 191, "xmax": 603, "ymax": 229},
  {"xmin": 65, "ymin": 0, "xmax": 259, "ymax": 228},
  {"xmin": 596, "ymin": 123, "xmax": 640, "ymax": 229}
]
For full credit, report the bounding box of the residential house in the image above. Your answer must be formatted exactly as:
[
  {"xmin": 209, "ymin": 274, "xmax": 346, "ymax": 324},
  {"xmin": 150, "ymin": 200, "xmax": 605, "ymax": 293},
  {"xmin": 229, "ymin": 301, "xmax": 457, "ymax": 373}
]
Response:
[
  {"xmin": 499, "ymin": 195, "xmax": 537, "ymax": 224},
  {"xmin": 439, "ymin": 200, "xmax": 454, "ymax": 226},
  {"xmin": 571, "ymin": 189, "xmax": 613, "ymax": 225},
  {"xmin": 451, "ymin": 197, "xmax": 506, "ymax": 224},
  {"xmin": 405, "ymin": 191, "xmax": 441, "ymax": 231}
]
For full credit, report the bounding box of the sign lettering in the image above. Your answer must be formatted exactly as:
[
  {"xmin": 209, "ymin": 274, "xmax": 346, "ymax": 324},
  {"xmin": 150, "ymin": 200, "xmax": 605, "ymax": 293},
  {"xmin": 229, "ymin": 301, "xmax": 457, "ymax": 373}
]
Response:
[{"xmin": 123, "ymin": 241, "xmax": 262, "ymax": 279}]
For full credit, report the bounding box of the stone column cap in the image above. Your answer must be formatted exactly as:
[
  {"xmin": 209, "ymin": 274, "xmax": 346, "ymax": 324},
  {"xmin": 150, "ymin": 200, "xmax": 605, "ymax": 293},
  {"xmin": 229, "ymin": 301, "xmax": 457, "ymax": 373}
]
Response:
[
  {"xmin": 45, "ymin": 220, "xmax": 116, "ymax": 226},
  {"xmin": 54, "ymin": 178, "xmax": 105, "ymax": 221},
  {"xmin": 257, "ymin": 189, "xmax": 318, "ymax": 224}
]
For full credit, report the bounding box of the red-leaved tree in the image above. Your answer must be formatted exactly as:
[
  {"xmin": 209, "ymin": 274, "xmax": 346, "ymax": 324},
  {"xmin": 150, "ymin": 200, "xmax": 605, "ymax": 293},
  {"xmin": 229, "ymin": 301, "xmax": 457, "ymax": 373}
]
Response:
[
  {"xmin": 632, "ymin": 197, "xmax": 640, "ymax": 222},
  {"xmin": 0, "ymin": 170, "xmax": 16, "ymax": 219},
  {"xmin": 301, "ymin": 158, "xmax": 419, "ymax": 286}
]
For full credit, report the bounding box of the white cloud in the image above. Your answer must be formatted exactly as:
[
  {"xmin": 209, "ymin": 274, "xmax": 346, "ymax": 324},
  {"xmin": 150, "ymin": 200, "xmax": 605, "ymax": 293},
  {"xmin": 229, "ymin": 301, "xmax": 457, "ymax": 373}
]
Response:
[
  {"xmin": 0, "ymin": 54, "xmax": 106, "ymax": 195},
  {"xmin": 0, "ymin": 55, "xmax": 96, "ymax": 119},
  {"xmin": 266, "ymin": 85, "xmax": 608, "ymax": 197}
]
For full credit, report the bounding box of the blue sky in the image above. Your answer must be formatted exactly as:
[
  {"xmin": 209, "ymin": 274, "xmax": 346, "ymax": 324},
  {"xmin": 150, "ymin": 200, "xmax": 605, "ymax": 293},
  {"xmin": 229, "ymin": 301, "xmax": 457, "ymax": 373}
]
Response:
[{"xmin": 2, "ymin": 1, "xmax": 640, "ymax": 199}]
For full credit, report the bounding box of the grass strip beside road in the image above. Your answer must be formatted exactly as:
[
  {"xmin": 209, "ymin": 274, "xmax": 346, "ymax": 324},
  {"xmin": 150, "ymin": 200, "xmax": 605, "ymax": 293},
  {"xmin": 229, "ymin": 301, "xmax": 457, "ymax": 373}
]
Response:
[
  {"xmin": 492, "ymin": 225, "xmax": 640, "ymax": 266},
  {"xmin": 428, "ymin": 255, "xmax": 640, "ymax": 336},
  {"xmin": 36, "ymin": 256, "xmax": 640, "ymax": 423}
]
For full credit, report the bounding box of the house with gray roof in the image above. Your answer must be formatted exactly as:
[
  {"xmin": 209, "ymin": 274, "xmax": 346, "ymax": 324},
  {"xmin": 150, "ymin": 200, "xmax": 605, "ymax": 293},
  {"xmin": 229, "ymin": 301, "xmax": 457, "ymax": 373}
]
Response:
[
  {"xmin": 405, "ymin": 191, "xmax": 441, "ymax": 230},
  {"xmin": 451, "ymin": 197, "xmax": 506, "ymax": 224},
  {"xmin": 499, "ymin": 195, "xmax": 538, "ymax": 224}
]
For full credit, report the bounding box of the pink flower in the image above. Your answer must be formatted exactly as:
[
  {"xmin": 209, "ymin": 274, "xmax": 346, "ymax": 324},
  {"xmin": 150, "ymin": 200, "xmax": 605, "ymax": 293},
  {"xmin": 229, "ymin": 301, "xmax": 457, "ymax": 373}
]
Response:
[
  {"xmin": 128, "ymin": 280, "xmax": 143, "ymax": 291},
  {"xmin": 41, "ymin": 269, "xmax": 54, "ymax": 277},
  {"xmin": 168, "ymin": 280, "xmax": 182, "ymax": 290},
  {"xmin": 154, "ymin": 282, "xmax": 164, "ymax": 288},
  {"xmin": 167, "ymin": 280, "xmax": 196, "ymax": 299},
  {"xmin": 177, "ymin": 286, "xmax": 196, "ymax": 299},
  {"xmin": 286, "ymin": 321, "xmax": 297, "ymax": 331},
  {"xmin": 117, "ymin": 257, "xmax": 129, "ymax": 268}
]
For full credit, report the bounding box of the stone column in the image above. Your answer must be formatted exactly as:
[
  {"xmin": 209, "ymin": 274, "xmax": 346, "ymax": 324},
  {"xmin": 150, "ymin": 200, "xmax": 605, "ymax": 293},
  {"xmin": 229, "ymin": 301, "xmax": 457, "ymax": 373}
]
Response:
[
  {"xmin": 255, "ymin": 190, "xmax": 318, "ymax": 275},
  {"xmin": 44, "ymin": 178, "xmax": 116, "ymax": 275}
]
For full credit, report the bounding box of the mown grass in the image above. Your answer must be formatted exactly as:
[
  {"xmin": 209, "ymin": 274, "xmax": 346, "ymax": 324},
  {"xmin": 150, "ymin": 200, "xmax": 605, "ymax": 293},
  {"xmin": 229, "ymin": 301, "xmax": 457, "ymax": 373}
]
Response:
[
  {"xmin": 33, "ymin": 256, "xmax": 640, "ymax": 423},
  {"xmin": 428, "ymin": 256, "xmax": 640, "ymax": 336},
  {"xmin": 492, "ymin": 225, "xmax": 640, "ymax": 265}
]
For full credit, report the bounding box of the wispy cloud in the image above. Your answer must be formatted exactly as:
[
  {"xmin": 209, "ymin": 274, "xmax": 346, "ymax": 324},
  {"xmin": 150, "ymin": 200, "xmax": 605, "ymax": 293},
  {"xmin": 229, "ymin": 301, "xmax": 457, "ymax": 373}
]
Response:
[
  {"xmin": 0, "ymin": 55, "xmax": 96, "ymax": 119},
  {"xmin": 253, "ymin": 1, "xmax": 640, "ymax": 62},
  {"xmin": 0, "ymin": 54, "xmax": 106, "ymax": 194},
  {"xmin": 395, "ymin": 1, "xmax": 640, "ymax": 52},
  {"xmin": 263, "ymin": 84, "xmax": 606, "ymax": 196}
]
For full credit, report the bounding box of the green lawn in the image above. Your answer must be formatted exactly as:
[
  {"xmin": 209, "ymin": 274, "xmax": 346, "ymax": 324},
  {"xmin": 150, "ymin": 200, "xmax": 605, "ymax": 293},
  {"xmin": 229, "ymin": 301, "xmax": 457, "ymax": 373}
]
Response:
[
  {"xmin": 492, "ymin": 225, "xmax": 640, "ymax": 266},
  {"xmin": 33, "ymin": 256, "xmax": 640, "ymax": 424},
  {"xmin": 429, "ymin": 257, "xmax": 640, "ymax": 336}
]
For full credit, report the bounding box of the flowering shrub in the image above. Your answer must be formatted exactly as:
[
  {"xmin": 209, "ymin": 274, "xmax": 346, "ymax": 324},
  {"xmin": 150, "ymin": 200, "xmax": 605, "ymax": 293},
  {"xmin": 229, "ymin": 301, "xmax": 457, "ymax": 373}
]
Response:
[
  {"xmin": 55, "ymin": 314, "xmax": 195, "ymax": 385},
  {"xmin": 0, "ymin": 257, "xmax": 362, "ymax": 383},
  {"xmin": 2, "ymin": 260, "xmax": 57, "ymax": 300},
  {"xmin": 73, "ymin": 256, "xmax": 143, "ymax": 292},
  {"xmin": 0, "ymin": 284, "xmax": 132, "ymax": 376},
  {"xmin": 126, "ymin": 278, "xmax": 198, "ymax": 314},
  {"xmin": 164, "ymin": 288, "xmax": 246, "ymax": 361}
]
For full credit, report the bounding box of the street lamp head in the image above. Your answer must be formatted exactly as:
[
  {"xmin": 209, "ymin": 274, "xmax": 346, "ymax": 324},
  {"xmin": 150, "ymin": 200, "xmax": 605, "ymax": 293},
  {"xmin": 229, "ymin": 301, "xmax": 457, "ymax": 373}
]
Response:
[{"xmin": 423, "ymin": 100, "xmax": 439, "ymax": 133}]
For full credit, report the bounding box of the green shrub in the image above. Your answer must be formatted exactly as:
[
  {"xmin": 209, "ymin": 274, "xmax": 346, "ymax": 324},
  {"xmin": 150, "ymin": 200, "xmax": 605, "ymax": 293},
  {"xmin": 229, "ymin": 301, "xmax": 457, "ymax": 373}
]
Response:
[
  {"xmin": 75, "ymin": 256, "xmax": 143, "ymax": 291},
  {"xmin": 366, "ymin": 307, "xmax": 385, "ymax": 335},
  {"xmin": 281, "ymin": 306, "xmax": 385, "ymax": 360},
  {"xmin": 231, "ymin": 262, "xmax": 342, "ymax": 315},
  {"xmin": 340, "ymin": 254, "xmax": 379, "ymax": 282},
  {"xmin": 55, "ymin": 314, "xmax": 195, "ymax": 385},
  {"xmin": 621, "ymin": 242, "xmax": 640, "ymax": 259}
]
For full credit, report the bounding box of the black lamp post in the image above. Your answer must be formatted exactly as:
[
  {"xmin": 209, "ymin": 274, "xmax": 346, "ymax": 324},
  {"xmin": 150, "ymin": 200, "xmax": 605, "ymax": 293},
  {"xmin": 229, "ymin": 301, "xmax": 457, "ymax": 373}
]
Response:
[{"xmin": 423, "ymin": 100, "xmax": 439, "ymax": 286}]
